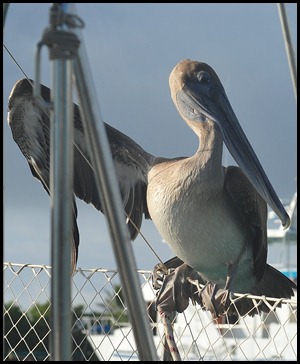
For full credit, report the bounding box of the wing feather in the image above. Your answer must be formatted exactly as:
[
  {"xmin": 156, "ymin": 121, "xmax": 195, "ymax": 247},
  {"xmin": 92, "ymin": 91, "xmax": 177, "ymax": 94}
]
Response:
[
  {"xmin": 8, "ymin": 78, "xmax": 155, "ymax": 270},
  {"xmin": 225, "ymin": 166, "xmax": 267, "ymax": 283}
]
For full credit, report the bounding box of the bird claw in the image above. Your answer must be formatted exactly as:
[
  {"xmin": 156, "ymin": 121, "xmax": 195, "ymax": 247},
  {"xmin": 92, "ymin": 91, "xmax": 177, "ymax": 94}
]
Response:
[
  {"xmin": 152, "ymin": 262, "xmax": 169, "ymax": 290},
  {"xmin": 152, "ymin": 262, "xmax": 205, "ymax": 313},
  {"xmin": 199, "ymin": 283, "xmax": 231, "ymax": 319},
  {"xmin": 153, "ymin": 260, "xmax": 233, "ymax": 319}
]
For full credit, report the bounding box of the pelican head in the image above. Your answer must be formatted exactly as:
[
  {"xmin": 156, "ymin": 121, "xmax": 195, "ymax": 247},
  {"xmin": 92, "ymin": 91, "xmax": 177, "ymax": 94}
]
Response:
[{"xmin": 169, "ymin": 59, "xmax": 290, "ymax": 229}]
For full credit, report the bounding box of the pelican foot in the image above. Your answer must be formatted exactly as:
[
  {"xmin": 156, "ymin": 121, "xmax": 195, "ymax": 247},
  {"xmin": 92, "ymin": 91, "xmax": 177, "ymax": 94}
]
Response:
[
  {"xmin": 152, "ymin": 259, "xmax": 231, "ymax": 318},
  {"xmin": 189, "ymin": 280, "xmax": 232, "ymax": 319},
  {"xmin": 152, "ymin": 262, "xmax": 169, "ymax": 290},
  {"xmin": 152, "ymin": 256, "xmax": 186, "ymax": 290},
  {"xmin": 153, "ymin": 261, "xmax": 204, "ymax": 313}
]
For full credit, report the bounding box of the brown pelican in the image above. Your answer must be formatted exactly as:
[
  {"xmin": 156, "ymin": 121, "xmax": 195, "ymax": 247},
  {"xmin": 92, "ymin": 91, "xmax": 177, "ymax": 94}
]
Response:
[{"xmin": 7, "ymin": 59, "xmax": 296, "ymax": 317}]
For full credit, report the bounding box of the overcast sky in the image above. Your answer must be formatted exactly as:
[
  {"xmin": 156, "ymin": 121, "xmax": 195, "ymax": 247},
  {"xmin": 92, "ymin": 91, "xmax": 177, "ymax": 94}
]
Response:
[{"xmin": 3, "ymin": 4, "xmax": 297, "ymax": 275}]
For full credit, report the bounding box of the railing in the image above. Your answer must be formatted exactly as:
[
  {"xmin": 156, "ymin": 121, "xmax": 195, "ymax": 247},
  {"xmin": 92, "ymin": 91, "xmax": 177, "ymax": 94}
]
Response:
[{"xmin": 3, "ymin": 262, "xmax": 297, "ymax": 361}]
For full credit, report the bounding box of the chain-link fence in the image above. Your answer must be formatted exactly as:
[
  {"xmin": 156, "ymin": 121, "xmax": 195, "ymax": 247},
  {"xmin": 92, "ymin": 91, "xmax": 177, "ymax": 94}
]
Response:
[{"xmin": 3, "ymin": 262, "xmax": 297, "ymax": 361}]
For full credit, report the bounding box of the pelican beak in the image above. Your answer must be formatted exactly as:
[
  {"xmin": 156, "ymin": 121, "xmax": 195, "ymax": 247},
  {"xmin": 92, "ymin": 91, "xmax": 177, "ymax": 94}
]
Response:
[{"xmin": 176, "ymin": 86, "xmax": 290, "ymax": 229}]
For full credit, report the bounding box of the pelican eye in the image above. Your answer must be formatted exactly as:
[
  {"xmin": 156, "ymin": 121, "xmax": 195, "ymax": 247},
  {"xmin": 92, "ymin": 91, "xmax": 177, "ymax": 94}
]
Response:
[{"xmin": 197, "ymin": 71, "xmax": 210, "ymax": 84}]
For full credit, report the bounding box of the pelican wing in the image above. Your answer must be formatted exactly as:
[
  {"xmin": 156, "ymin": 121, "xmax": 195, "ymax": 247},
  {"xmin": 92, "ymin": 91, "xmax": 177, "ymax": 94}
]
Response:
[
  {"xmin": 225, "ymin": 166, "xmax": 268, "ymax": 283},
  {"xmin": 72, "ymin": 101, "xmax": 153, "ymax": 239},
  {"xmin": 7, "ymin": 78, "xmax": 154, "ymax": 270}
]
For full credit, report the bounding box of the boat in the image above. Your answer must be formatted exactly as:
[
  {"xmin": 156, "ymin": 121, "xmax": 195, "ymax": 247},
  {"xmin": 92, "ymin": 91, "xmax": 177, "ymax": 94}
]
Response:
[{"xmin": 267, "ymin": 191, "xmax": 297, "ymax": 281}]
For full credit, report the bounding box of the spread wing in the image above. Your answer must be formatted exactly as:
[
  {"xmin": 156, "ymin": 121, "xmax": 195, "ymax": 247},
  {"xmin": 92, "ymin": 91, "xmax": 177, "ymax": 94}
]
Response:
[{"xmin": 7, "ymin": 78, "xmax": 155, "ymax": 271}]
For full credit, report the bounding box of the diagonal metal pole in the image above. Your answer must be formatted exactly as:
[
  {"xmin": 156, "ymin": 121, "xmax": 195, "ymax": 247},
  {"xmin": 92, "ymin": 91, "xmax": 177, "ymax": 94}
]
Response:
[
  {"xmin": 69, "ymin": 5, "xmax": 158, "ymax": 361},
  {"xmin": 277, "ymin": 3, "xmax": 297, "ymax": 103}
]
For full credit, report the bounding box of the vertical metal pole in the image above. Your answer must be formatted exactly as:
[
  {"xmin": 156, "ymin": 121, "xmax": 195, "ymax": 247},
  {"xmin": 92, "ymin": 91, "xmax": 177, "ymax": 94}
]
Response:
[
  {"xmin": 50, "ymin": 59, "xmax": 73, "ymax": 361},
  {"xmin": 3, "ymin": 4, "xmax": 10, "ymax": 360},
  {"xmin": 69, "ymin": 5, "xmax": 158, "ymax": 361},
  {"xmin": 49, "ymin": 4, "xmax": 74, "ymax": 361}
]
